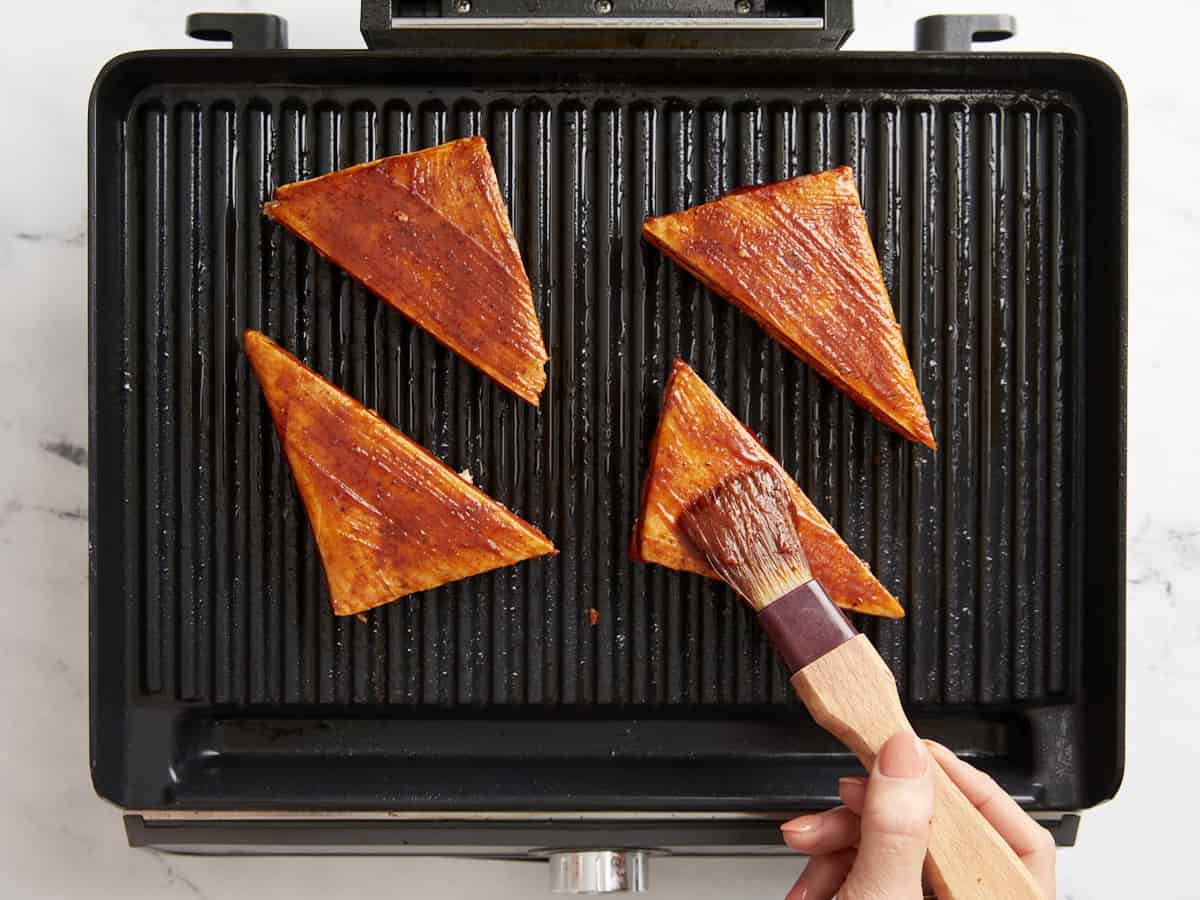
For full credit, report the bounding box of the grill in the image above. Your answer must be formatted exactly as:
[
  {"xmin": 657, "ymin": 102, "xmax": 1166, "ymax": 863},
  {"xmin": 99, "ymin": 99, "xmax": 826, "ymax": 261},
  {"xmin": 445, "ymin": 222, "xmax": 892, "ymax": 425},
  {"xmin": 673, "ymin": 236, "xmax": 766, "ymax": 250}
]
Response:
[{"xmin": 89, "ymin": 3, "xmax": 1126, "ymax": 869}]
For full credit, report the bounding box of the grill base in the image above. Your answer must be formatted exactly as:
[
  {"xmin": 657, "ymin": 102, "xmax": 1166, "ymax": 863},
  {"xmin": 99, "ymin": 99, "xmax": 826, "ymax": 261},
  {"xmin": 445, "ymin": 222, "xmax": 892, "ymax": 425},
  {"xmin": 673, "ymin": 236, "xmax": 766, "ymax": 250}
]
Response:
[{"xmin": 124, "ymin": 812, "xmax": 1082, "ymax": 852}]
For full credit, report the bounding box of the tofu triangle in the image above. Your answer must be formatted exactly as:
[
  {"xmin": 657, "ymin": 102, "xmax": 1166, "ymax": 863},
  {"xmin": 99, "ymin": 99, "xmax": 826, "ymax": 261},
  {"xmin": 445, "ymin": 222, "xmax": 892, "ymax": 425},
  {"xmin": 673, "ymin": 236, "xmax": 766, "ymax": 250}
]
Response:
[
  {"xmin": 245, "ymin": 330, "xmax": 556, "ymax": 616},
  {"xmin": 643, "ymin": 167, "xmax": 934, "ymax": 448},
  {"xmin": 264, "ymin": 136, "xmax": 548, "ymax": 405},
  {"xmin": 632, "ymin": 359, "xmax": 903, "ymax": 619}
]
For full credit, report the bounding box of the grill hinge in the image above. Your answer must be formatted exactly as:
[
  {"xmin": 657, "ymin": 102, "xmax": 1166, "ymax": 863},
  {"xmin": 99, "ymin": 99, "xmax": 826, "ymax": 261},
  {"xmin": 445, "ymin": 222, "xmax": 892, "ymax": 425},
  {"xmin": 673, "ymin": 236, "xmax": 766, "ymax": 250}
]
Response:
[
  {"xmin": 914, "ymin": 13, "xmax": 1016, "ymax": 51},
  {"xmin": 186, "ymin": 12, "xmax": 289, "ymax": 50},
  {"xmin": 360, "ymin": 0, "xmax": 853, "ymax": 50}
]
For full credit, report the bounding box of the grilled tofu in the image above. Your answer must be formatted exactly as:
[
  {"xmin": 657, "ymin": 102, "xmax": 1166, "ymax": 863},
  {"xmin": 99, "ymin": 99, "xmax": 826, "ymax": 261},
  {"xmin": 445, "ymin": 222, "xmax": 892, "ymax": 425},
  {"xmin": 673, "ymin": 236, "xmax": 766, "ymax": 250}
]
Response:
[
  {"xmin": 643, "ymin": 167, "xmax": 934, "ymax": 448},
  {"xmin": 245, "ymin": 330, "xmax": 556, "ymax": 616},
  {"xmin": 264, "ymin": 136, "xmax": 548, "ymax": 405},
  {"xmin": 631, "ymin": 359, "xmax": 903, "ymax": 618}
]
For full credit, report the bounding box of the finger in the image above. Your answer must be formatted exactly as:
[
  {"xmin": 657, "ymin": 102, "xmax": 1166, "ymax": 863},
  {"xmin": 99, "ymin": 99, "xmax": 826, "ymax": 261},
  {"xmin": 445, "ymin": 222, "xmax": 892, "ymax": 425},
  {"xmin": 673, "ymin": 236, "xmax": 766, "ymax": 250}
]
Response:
[
  {"xmin": 925, "ymin": 742, "xmax": 1056, "ymax": 895},
  {"xmin": 780, "ymin": 806, "xmax": 862, "ymax": 854},
  {"xmin": 838, "ymin": 776, "xmax": 867, "ymax": 815},
  {"xmin": 924, "ymin": 742, "xmax": 1054, "ymax": 856},
  {"xmin": 784, "ymin": 849, "xmax": 856, "ymax": 900},
  {"xmin": 838, "ymin": 732, "xmax": 933, "ymax": 900}
]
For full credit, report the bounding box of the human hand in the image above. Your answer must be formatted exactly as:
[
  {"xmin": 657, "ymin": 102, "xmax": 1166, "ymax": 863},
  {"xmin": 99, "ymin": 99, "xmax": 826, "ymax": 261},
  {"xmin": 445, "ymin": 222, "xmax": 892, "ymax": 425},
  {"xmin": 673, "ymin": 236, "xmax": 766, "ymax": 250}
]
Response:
[{"xmin": 779, "ymin": 734, "xmax": 1056, "ymax": 900}]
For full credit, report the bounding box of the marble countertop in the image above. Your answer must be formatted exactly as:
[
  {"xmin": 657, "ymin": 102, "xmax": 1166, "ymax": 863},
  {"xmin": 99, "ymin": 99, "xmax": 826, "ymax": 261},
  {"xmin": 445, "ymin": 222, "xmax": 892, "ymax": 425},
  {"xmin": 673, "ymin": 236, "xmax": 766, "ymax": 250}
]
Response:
[{"xmin": 2, "ymin": 0, "xmax": 1194, "ymax": 896}]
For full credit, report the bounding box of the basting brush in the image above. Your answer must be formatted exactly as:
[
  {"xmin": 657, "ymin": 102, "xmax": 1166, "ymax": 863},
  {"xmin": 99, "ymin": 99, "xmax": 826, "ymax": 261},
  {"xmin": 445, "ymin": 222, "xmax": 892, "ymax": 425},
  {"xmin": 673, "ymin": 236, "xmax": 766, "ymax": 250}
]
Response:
[{"xmin": 679, "ymin": 465, "xmax": 1044, "ymax": 900}]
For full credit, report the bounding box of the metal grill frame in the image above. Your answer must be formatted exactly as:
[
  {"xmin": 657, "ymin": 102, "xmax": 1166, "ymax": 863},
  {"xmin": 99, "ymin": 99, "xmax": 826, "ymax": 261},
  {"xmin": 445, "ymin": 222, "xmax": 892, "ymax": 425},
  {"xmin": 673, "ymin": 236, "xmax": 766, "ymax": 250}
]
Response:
[{"xmin": 89, "ymin": 50, "xmax": 1125, "ymax": 820}]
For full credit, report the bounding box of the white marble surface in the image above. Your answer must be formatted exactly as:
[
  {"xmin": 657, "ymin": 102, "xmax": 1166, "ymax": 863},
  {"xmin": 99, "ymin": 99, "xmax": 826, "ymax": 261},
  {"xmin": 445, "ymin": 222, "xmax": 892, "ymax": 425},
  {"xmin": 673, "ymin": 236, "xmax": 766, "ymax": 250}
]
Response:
[{"xmin": 0, "ymin": 0, "xmax": 1194, "ymax": 896}]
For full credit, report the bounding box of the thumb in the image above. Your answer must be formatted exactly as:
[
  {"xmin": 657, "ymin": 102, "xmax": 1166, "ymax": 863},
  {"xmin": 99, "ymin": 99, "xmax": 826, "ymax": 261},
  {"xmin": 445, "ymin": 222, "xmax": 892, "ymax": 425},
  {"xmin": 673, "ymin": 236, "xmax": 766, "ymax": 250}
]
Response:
[{"xmin": 840, "ymin": 732, "xmax": 933, "ymax": 900}]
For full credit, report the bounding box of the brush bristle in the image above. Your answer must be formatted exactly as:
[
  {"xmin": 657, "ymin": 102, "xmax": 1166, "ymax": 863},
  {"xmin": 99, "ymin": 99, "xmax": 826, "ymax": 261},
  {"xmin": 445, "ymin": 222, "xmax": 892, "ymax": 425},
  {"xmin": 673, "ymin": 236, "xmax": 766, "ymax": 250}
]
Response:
[{"xmin": 677, "ymin": 466, "xmax": 813, "ymax": 611}]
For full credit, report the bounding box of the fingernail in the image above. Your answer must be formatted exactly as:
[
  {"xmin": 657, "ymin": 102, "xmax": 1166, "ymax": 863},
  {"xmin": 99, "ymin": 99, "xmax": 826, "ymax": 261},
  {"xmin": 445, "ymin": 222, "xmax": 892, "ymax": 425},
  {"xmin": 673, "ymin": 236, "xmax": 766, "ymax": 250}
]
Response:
[
  {"xmin": 840, "ymin": 777, "xmax": 868, "ymax": 806},
  {"xmin": 878, "ymin": 732, "xmax": 928, "ymax": 778},
  {"xmin": 838, "ymin": 776, "xmax": 867, "ymax": 802},
  {"xmin": 780, "ymin": 817, "xmax": 822, "ymax": 851},
  {"xmin": 780, "ymin": 815, "xmax": 821, "ymax": 835}
]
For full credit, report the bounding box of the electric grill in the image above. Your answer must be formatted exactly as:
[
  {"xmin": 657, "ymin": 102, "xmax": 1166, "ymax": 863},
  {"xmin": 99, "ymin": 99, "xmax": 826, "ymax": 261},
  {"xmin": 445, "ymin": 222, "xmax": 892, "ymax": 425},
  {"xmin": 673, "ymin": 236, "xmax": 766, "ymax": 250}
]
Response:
[{"xmin": 89, "ymin": 1, "xmax": 1126, "ymax": 890}]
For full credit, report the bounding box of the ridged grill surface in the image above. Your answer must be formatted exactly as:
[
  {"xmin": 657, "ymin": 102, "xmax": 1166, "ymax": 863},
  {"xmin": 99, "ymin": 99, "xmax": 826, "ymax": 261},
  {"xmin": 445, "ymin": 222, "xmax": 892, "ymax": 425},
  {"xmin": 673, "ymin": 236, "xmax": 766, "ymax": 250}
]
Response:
[{"xmin": 120, "ymin": 84, "xmax": 1082, "ymax": 711}]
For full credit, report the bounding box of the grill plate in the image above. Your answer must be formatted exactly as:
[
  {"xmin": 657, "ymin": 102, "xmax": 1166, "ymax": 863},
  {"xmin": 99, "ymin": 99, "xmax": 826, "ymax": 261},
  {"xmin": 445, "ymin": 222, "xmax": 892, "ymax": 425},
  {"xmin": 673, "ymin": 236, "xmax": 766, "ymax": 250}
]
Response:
[{"xmin": 90, "ymin": 51, "xmax": 1125, "ymax": 814}]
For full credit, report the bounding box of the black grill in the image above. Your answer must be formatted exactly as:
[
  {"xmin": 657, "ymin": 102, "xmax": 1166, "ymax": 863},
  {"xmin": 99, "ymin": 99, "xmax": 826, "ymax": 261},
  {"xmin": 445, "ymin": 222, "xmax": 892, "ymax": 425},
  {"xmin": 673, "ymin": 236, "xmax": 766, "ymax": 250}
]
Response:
[{"xmin": 90, "ymin": 52, "xmax": 1125, "ymax": 819}]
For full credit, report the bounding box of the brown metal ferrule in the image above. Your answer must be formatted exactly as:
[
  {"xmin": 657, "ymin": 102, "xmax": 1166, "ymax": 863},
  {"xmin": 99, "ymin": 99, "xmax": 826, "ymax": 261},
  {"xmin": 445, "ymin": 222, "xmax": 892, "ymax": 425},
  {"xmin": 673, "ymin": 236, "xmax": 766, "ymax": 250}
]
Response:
[{"xmin": 755, "ymin": 580, "xmax": 857, "ymax": 673}]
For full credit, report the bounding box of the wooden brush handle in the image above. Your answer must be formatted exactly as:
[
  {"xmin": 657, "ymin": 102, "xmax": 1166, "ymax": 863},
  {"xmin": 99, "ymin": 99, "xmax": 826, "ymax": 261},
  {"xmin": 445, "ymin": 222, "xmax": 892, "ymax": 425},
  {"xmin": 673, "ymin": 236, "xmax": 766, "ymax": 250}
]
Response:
[{"xmin": 791, "ymin": 635, "xmax": 1045, "ymax": 900}]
